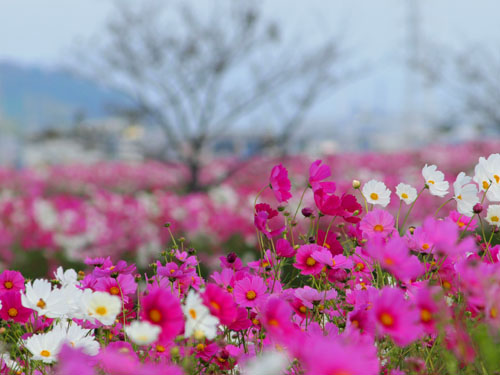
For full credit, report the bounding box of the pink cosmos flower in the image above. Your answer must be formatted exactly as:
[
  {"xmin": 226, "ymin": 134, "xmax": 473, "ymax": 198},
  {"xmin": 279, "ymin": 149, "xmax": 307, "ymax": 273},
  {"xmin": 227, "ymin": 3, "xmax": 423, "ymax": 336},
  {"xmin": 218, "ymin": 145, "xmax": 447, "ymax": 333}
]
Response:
[
  {"xmin": 234, "ymin": 276, "xmax": 267, "ymax": 308},
  {"xmin": 293, "ymin": 244, "xmax": 326, "ymax": 276},
  {"xmin": 449, "ymin": 210, "xmax": 477, "ymax": 231},
  {"xmin": 56, "ymin": 345, "xmax": 96, "ymax": 375},
  {"xmin": 94, "ymin": 274, "xmax": 137, "ymax": 302},
  {"xmin": 309, "ymin": 160, "xmax": 331, "ymax": 190},
  {"xmin": 366, "ymin": 236, "xmax": 424, "ymax": 282},
  {"xmin": 275, "ymin": 238, "xmax": 296, "ymax": 258},
  {"xmin": 317, "ymin": 229, "xmax": 343, "ymax": 256},
  {"xmin": 359, "ymin": 209, "xmax": 395, "ymax": 238},
  {"xmin": 228, "ymin": 307, "xmax": 252, "ymax": 331},
  {"xmin": 254, "ymin": 203, "xmax": 285, "ymax": 239},
  {"xmin": 269, "ymin": 164, "xmax": 292, "ymax": 203},
  {"xmin": 313, "ymin": 185, "xmax": 341, "ymax": 216},
  {"xmin": 140, "ymin": 287, "xmax": 184, "ymax": 342},
  {"xmin": 0, "ymin": 270, "xmax": 25, "ymax": 293},
  {"xmin": 202, "ymin": 283, "xmax": 237, "ymax": 325},
  {"xmin": 414, "ymin": 285, "xmax": 443, "ymax": 335},
  {"xmin": 372, "ymin": 287, "xmax": 421, "ymax": 346},
  {"xmin": 259, "ymin": 296, "xmax": 295, "ymax": 339},
  {"xmin": 0, "ymin": 290, "xmax": 33, "ymax": 323}
]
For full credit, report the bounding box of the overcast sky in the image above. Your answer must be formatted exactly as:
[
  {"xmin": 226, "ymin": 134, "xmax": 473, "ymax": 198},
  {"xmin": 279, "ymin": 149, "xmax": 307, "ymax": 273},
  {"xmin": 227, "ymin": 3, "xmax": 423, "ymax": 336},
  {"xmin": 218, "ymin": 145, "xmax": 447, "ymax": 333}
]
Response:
[{"xmin": 1, "ymin": 0, "xmax": 499, "ymax": 141}]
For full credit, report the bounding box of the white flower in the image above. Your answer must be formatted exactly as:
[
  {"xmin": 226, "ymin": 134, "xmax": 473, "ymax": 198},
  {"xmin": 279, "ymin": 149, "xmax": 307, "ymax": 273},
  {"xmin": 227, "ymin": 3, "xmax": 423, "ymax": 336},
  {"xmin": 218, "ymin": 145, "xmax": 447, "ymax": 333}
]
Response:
[
  {"xmin": 52, "ymin": 321, "xmax": 100, "ymax": 356},
  {"xmin": 242, "ymin": 350, "xmax": 289, "ymax": 375},
  {"xmin": 486, "ymin": 205, "xmax": 500, "ymax": 227},
  {"xmin": 362, "ymin": 180, "xmax": 391, "ymax": 207},
  {"xmin": 54, "ymin": 267, "xmax": 78, "ymax": 287},
  {"xmin": 453, "ymin": 172, "xmax": 479, "ymax": 217},
  {"xmin": 21, "ymin": 279, "xmax": 72, "ymax": 318},
  {"xmin": 182, "ymin": 290, "xmax": 219, "ymax": 340},
  {"xmin": 395, "ymin": 183, "xmax": 417, "ymax": 204},
  {"xmin": 474, "ymin": 154, "xmax": 500, "ymax": 201},
  {"xmin": 0, "ymin": 353, "xmax": 21, "ymax": 372},
  {"xmin": 24, "ymin": 329, "xmax": 65, "ymax": 364},
  {"xmin": 82, "ymin": 291, "xmax": 122, "ymax": 326},
  {"xmin": 125, "ymin": 320, "xmax": 161, "ymax": 346},
  {"xmin": 422, "ymin": 164, "xmax": 449, "ymax": 197}
]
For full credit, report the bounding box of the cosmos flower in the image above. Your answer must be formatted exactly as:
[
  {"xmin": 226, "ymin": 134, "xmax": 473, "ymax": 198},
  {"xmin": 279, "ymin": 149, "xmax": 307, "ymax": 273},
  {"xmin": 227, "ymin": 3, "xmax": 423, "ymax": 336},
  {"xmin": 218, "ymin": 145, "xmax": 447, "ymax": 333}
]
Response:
[
  {"xmin": 395, "ymin": 183, "xmax": 417, "ymax": 205},
  {"xmin": 422, "ymin": 164, "xmax": 449, "ymax": 197},
  {"xmin": 269, "ymin": 164, "xmax": 292, "ymax": 203},
  {"xmin": 125, "ymin": 320, "xmax": 162, "ymax": 346},
  {"xmin": 362, "ymin": 180, "xmax": 391, "ymax": 207}
]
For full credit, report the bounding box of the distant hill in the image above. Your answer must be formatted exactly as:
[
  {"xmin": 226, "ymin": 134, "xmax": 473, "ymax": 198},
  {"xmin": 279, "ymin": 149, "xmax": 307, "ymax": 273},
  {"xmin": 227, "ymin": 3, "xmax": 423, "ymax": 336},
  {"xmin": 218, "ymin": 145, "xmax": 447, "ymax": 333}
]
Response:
[{"xmin": 0, "ymin": 62, "xmax": 129, "ymax": 131}]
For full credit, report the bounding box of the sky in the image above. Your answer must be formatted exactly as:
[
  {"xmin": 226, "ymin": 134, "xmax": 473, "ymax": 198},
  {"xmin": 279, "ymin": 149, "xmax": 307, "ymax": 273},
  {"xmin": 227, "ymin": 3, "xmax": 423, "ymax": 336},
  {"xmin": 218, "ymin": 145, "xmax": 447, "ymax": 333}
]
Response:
[{"xmin": 1, "ymin": 0, "xmax": 499, "ymax": 147}]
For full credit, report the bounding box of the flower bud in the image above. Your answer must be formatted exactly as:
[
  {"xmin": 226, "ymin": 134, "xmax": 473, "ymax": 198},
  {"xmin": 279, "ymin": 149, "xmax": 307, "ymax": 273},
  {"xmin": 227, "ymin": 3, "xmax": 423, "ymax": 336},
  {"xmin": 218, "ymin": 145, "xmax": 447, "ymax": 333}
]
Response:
[
  {"xmin": 301, "ymin": 207, "xmax": 314, "ymax": 217},
  {"xmin": 408, "ymin": 226, "xmax": 416, "ymax": 234},
  {"xmin": 308, "ymin": 236, "xmax": 316, "ymax": 243},
  {"xmin": 352, "ymin": 180, "xmax": 361, "ymax": 189},
  {"xmin": 473, "ymin": 203, "xmax": 483, "ymax": 214},
  {"xmin": 226, "ymin": 252, "xmax": 237, "ymax": 263}
]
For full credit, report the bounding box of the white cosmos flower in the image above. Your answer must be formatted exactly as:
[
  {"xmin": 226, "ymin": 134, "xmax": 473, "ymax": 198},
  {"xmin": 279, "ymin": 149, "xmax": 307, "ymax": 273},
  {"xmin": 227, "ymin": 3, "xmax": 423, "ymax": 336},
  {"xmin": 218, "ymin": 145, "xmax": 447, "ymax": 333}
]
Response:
[
  {"xmin": 125, "ymin": 320, "xmax": 161, "ymax": 346},
  {"xmin": 486, "ymin": 205, "xmax": 500, "ymax": 227},
  {"xmin": 362, "ymin": 180, "xmax": 391, "ymax": 207},
  {"xmin": 395, "ymin": 183, "xmax": 417, "ymax": 205},
  {"xmin": 52, "ymin": 321, "xmax": 100, "ymax": 356},
  {"xmin": 453, "ymin": 172, "xmax": 479, "ymax": 217},
  {"xmin": 24, "ymin": 329, "xmax": 65, "ymax": 364},
  {"xmin": 82, "ymin": 291, "xmax": 122, "ymax": 326},
  {"xmin": 183, "ymin": 290, "xmax": 219, "ymax": 340},
  {"xmin": 21, "ymin": 279, "xmax": 72, "ymax": 318},
  {"xmin": 0, "ymin": 353, "xmax": 21, "ymax": 372},
  {"xmin": 242, "ymin": 350, "xmax": 289, "ymax": 375},
  {"xmin": 422, "ymin": 164, "xmax": 449, "ymax": 197},
  {"xmin": 474, "ymin": 154, "xmax": 500, "ymax": 201},
  {"xmin": 54, "ymin": 267, "xmax": 78, "ymax": 287}
]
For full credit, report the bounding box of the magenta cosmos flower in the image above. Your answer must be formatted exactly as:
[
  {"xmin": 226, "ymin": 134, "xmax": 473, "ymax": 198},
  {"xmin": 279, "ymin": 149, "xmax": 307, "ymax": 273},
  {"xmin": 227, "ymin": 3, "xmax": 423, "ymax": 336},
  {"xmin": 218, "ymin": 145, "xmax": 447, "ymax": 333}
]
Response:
[
  {"xmin": 234, "ymin": 276, "xmax": 267, "ymax": 308},
  {"xmin": 0, "ymin": 270, "xmax": 25, "ymax": 293},
  {"xmin": 269, "ymin": 164, "xmax": 292, "ymax": 203},
  {"xmin": 202, "ymin": 283, "xmax": 237, "ymax": 325},
  {"xmin": 359, "ymin": 209, "xmax": 395, "ymax": 238},
  {"xmin": 254, "ymin": 203, "xmax": 285, "ymax": 239},
  {"xmin": 259, "ymin": 296, "xmax": 295, "ymax": 339},
  {"xmin": 0, "ymin": 290, "xmax": 33, "ymax": 323},
  {"xmin": 293, "ymin": 244, "xmax": 325, "ymax": 276},
  {"xmin": 309, "ymin": 160, "xmax": 331, "ymax": 190},
  {"xmin": 140, "ymin": 287, "xmax": 184, "ymax": 342},
  {"xmin": 372, "ymin": 287, "xmax": 422, "ymax": 346}
]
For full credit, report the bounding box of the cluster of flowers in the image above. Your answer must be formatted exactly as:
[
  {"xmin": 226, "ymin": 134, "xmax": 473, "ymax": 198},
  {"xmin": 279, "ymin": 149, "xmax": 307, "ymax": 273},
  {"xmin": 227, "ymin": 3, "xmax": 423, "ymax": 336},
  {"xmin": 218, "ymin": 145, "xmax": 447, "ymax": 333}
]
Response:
[
  {"xmin": 0, "ymin": 141, "xmax": 499, "ymax": 271},
  {"xmin": 0, "ymin": 152, "xmax": 500, "ymax": 374}
]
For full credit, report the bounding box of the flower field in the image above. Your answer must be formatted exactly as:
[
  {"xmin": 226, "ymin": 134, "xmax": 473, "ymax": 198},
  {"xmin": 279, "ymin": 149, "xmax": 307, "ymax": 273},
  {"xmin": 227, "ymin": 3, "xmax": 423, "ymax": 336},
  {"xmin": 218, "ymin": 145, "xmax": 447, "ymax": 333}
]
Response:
[{"xmin": 1, "ymin": 140, "xmax": 500, "ymax": 374}]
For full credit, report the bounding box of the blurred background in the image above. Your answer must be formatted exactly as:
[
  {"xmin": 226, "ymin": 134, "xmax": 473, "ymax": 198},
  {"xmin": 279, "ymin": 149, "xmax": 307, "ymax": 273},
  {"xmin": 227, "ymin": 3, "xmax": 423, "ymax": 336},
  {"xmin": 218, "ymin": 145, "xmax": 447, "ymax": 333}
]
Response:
[{"xmin": 0, "ymin": 0, "xmax": 499, "ymax": 275}]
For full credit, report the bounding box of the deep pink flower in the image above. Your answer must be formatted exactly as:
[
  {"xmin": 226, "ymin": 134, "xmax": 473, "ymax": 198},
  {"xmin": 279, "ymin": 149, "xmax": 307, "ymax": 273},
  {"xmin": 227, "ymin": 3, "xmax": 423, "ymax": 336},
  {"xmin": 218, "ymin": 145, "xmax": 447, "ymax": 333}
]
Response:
[
  {"xmin": 269, "ymin": 164, "xmax": 292, "ymax": 203},
  {"xmin": 360, "ymin": 209, "xmax": 395, "ymax": 238},
  {"xmin": 293, "ymin": 244, "xmax": 325, "ymax": 276},
  {"xmin": 0, "ymin": 270, "xmax": 24, "ymax": 293},
  {"xmin": 0, "ymin": 290, "xmax": 33, "ymax": 323},
  {"xmin": 254, "ymin": 203, "xmax": 285, "ymax": 239},
  {"xmin": 202, "ymin": 283, "xmax": 237, "ymax": 325},
  {"xmin": 140, "ymin": 287, "xmax": 184, "ymax": 342},
  {"xmin": 338, "ymin": 193, "xmax": 363, "ymax": 223},
  {"xmin": 317, "ymin": 230, "xmax": 343, "ymax": 256},
  {"xmin": 313, "ymin": 186, "xmax": 341, "ymax": 216},
  {"xmin": 259, "ymin": 297, "xmax": 295, "ymax": 339},
  {"xmin": 56, "ymin": 345, "xmax": 96, "ymax": 375},
  {"xmin": 309, "ymin": 160, "xmax": 331, "ymax": 190},
  {"xmin": 234, "ymin": 276, "xmax": 267, "ymax": 308},
  {"xmin": 372, "ymin": 287, "xmax": 421, "ymax": 346},
  {"xmin": 275, "ymin": 238, "xmax": 296, "ymax": 258},
  {"xmin": 94, "ymin": 274, "xmax": 137, "ymax": 302}
]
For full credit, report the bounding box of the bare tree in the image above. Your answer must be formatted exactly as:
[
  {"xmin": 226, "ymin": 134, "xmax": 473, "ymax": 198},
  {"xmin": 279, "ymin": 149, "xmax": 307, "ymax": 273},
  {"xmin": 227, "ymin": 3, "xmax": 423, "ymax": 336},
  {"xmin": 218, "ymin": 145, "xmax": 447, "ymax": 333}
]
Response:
[
  {"xmin": 75, "ymin": 0, "xmax": 355, "ymax": 192},
  {"xmin": 416, "ymin": 42, "xmax": 500, "ymax": 133}
]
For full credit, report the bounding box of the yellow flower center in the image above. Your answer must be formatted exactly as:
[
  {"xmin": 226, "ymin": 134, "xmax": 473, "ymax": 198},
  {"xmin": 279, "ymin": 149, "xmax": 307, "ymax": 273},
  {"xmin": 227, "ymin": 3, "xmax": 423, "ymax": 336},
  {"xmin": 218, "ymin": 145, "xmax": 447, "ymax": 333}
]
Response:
[
  {"xmin": 109, "ymin": 286, "xmax": 120, "ymax": 295},
  {"xmin": 40, "ymin": 350, "xmax": 51, "ymax": 357},
  {"xmin": 384, "ymin": 257, "xmax": 394, "ymax": 266},
  {"xmin": 457, "ymin": 194, "xmax": 462, "ymax": 200},
  {"xmin": 226, "ymin": 286, "xmax": 233, "ymax": 293},
  {"xmin": 491, "ymin": 216, "xmax": 499, "ymax": 223},
  {"xmin": 189, "ymin": 308, "xmax": 197, "ymax": 319},
  {"xmin": 268, "ymin": 318, "xmax": 279, "ymax": 326},
  {"xmin": 8, "ymin": 308, "xmax": 18, "ymax": 317},
  {"xmin": 483, "ymin": 181, "xmax": 490, "ymax": 190},
  {"xmin": 355, "ymin": 262, "xmax": 365, "ymax": 271},
  {"xmin": 210, "ymin": 301, "xmax": 221, "ymax": 311},
  {"xmin": 36, "ymin": 298, "xmax": 46, "ymax": 309},
  {"xmin": 299, "ymin": 305, "xmax": 307, "ymax": 313},
  {"xmin": 246, "ymin": 290, "xmax": 257, "ymax": 300},
  {"xmin": 149, "ymin": 308, "xmax": 162, "ymax": 323},
  {"xmin": 458, "ymin": 221, "xmax": 465, "ymax": 228},
  {"xmin": 428, "ymin": 180, "xmax": 435, "ymax": 185},
  {"xmin": 252, "ymin": 318, "xmax": 260, "ymax": 325},
  {"xmin": 422, "ymin": 243, "xmax": 430, "ymax": 250},
  {"xmin": 306, "ymin": 257, "xmax": 316, "ymax": 266},
  {"xmin": 490, "ymin": 307, "xmax": 498, "ymax": 319},
  {"xmin": 442, "ymin": 280, "xmax": 451, "ymax": 290},
  {"xmin": 370, "ymin": 192, "xmax": 379, "ymax": 200},
  {"xmin": 262, "ymin": 261, "xmax": 270, "ymax": 268},
  {"xmin": 373, "ymin": 224, "xmax": 384, "ymax": 232},
  {"xmin": 420, "ymin": 309, "xmax": 432, "ymax": 322},
  {"xmin": 196, "ymin": 343, "xmax": 205, "ymax": 351},
  {"xmin": 379, "ymin": 312, "xmax": 394, "ymax": 327},
  {"xmin": 96, "ymin": 306, "xmax": 107, "ymax": 316},
  {"xmin": 156, "ymin": 345, "xmax": 165, "ymax": 352},
  {"xmin": 351, "ymin": 319, "xmax": 359, "ymax": 328},
  {"xmin": 401, "ymin": 193, "xmax": 408, "ymax": 199},
  {"xmin": 495, "ymin": 175, "xmax": 500, "ymax": 184},
  {"xmin": 4, "ymin": 281, "xmax": 13, "ymax": 289}
]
